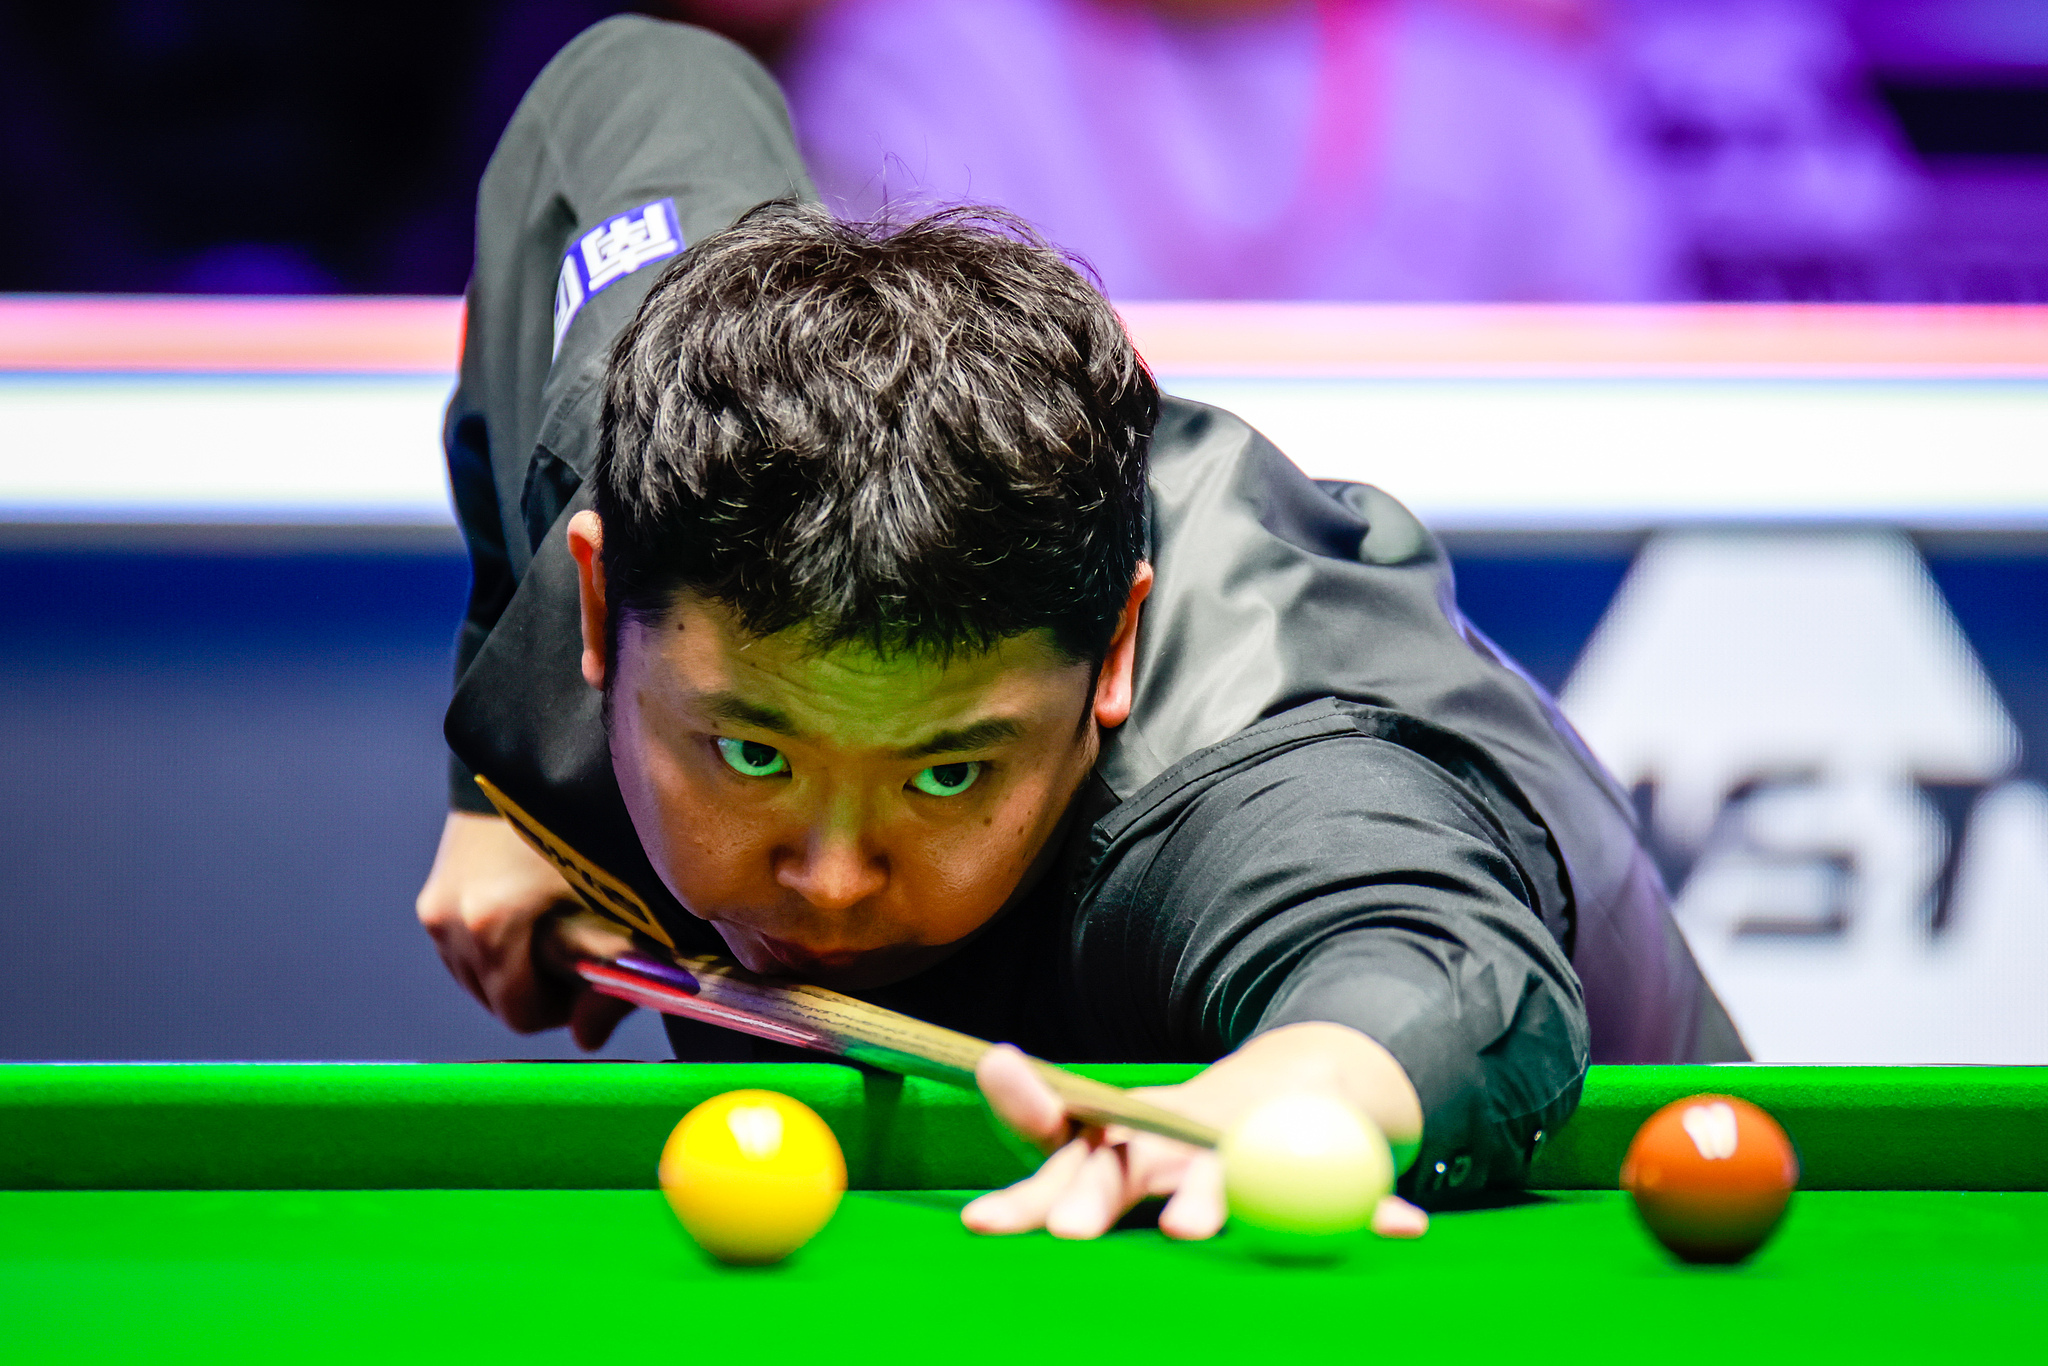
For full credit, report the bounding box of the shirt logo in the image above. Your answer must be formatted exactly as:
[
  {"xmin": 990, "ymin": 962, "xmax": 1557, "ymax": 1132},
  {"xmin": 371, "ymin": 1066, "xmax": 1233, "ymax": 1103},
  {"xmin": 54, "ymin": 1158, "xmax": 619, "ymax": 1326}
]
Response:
[
  {"xmin": 552, "ymin": 197, "xmax": 683, "ymax": 356},
  {"xmin": 471, "ymin": 774, "xmax": 676, "ymax": 949}
]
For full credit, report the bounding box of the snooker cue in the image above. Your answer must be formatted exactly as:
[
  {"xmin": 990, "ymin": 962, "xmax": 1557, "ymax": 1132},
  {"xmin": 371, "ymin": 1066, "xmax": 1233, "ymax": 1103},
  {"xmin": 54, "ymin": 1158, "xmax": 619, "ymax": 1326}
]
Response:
[
  {"xmin": 475, "ymin": 774, "xmax": 1221, "ymax": 1151},
  {"xmin": 542, "ymin": 909, "xmax": 1223, "ymax": 1151}
]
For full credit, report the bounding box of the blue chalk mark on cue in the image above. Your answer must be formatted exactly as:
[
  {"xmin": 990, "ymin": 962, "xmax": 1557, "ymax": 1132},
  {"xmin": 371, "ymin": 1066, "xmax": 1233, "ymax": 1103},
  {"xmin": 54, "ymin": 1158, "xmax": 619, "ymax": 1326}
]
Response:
[{"xmin": 617, "ymin": 952, "xmax": 700, "ymax": 993}]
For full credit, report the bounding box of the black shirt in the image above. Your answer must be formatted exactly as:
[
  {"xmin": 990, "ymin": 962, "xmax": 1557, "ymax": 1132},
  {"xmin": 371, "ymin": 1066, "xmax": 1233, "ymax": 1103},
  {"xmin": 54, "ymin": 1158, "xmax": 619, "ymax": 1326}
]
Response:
[{"xmin": 441, "ymin": 14, "xmax": 1744, "ymax": 1201}]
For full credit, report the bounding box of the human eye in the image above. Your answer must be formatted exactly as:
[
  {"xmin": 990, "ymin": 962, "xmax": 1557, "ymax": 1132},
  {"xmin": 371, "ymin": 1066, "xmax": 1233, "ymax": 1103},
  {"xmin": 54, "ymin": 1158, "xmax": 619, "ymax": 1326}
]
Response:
[
  {"xmin": 908, "ymin": 760, "xmax": 982, "ymax": 798},
  {"xmin": 714, "ymin": 737, "xmax": 789, "ymax": 778}
]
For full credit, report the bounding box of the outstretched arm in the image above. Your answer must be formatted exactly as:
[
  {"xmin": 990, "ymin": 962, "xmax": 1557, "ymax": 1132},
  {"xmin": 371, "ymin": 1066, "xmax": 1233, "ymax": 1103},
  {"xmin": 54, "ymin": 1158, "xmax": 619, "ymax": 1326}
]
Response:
[{"xmin": 966, "ymin": 705, "xmax": 1589, "ymax": 1238}]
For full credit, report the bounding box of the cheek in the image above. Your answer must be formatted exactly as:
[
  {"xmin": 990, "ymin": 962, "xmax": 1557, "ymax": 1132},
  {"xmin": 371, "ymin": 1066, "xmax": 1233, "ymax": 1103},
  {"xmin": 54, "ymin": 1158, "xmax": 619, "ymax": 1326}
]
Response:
[
  {"xmin": 610, "ymin": 726, "xmax": 774, "ymax": 905},
  {"xmin": 895, "ymin": 784, "xmax": 1059, "ymax": 932},
  {"xmin": 894, "ymin": 848, "xmax": 1010, "ymax": 940}
]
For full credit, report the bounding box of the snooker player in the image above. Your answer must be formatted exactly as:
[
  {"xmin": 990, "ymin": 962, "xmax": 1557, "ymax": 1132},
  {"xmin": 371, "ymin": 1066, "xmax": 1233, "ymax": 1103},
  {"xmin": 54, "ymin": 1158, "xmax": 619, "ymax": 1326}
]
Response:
[{"xmin": 416, "ymin": 15, "xmax": 1745, "ymax": 1241}]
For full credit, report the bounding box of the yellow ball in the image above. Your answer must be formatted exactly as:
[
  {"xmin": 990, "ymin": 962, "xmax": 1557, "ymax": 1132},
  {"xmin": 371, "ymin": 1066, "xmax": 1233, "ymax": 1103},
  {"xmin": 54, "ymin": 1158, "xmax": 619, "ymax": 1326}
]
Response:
[
  {"xmin": 1221, "ymin": 1092, "xmax": 1393, "ymax": 1239},
  {"xmin": 658, "ymin": 1090, "xmax": 846, "ymax": 1265}
]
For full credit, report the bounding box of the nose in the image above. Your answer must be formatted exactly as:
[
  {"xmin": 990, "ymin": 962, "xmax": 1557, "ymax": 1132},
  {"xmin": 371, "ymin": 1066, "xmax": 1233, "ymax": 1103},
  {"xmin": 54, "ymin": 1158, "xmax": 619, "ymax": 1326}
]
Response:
[{"xmin": 773, "ymin": 814, "xmax": 888, "ymax": 913}]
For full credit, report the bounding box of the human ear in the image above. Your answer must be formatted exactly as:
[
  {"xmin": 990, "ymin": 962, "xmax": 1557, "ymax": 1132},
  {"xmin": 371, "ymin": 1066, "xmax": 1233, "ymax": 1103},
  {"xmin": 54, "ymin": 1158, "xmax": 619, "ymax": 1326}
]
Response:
[
  {"xmin": 566, "ymin": 509, "xmax": 608, "ymax": 691},
  {"xmin": 1092, "ymin": 561, "xmax": 1153, "ymax": 730}
]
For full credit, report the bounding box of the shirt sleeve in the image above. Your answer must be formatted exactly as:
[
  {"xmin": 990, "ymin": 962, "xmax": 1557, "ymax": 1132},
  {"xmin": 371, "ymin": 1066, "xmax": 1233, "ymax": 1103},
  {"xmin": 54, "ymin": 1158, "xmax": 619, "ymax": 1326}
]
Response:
[
  {"xmin": 437, "ymin": 16, "xmax": 816, "ymax": 813},
  {"xmin": 1074, "ymin": 705, "xmax": 1590, "ymax": 1199},
  {"xmin": 442, "ymin": 395, "xmax": 512, "ymax": 813}
]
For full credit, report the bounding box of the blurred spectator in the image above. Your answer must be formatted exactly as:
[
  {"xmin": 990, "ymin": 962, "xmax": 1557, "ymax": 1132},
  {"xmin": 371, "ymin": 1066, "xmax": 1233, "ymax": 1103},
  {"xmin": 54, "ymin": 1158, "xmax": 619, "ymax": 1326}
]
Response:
[
  {"xmin": 1, "ymin": 0, "xmax": 2042, "ymax": 300},
  {"xmin": 664, "ymin": 0, "xmax": 835, "ymax": 57},
  {"xmin": 1852, "ymin": 0, "xmax": 2048, "ymax": 301},
  {"xmin": 783, "ymin": 0, "xmax": 1669, "ymax": 299},
  {"xmin": 1616, "ymin": 0, "xmax": 1922, "ymax": 299}
]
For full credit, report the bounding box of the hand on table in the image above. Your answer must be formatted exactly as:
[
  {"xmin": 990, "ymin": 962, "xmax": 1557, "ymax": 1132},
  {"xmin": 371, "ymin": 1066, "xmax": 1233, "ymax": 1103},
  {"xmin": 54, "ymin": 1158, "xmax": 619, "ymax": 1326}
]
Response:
[
  {"xmin": 415, "ymin": 810, "xmax": 637, "ymax": 1050},
  {"xmin": 964, "ymin": 1022, "xmax": 1430, "ymax": 1242}
]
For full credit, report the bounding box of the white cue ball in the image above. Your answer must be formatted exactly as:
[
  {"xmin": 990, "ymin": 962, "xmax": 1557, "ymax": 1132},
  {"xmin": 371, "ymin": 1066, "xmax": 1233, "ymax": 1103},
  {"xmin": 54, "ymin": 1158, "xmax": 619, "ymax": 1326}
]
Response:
[{"xmin": 1221, "ymin": 1091, "xmax": 1394, "ymax": 1238}]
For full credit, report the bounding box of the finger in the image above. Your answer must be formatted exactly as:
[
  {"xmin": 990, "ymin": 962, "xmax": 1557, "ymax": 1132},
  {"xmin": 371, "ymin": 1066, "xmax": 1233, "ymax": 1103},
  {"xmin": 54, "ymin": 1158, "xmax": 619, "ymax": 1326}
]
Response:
[
  {"xmin": 1044, "ymin": 1140, "xmax": 1134, "ymax": 1241},
  {"xmin": 1156, "ymin": 1148, "xmax": 1227, "ymax": 1241},
  {"xmin": 570, "ymin": 990, "xmax": 635, "ymax": 1052},
  {"xmin": 484, "ymin": 906, "xmax": 571, "ymax": 1034},
  {"xmin": 425, "ymin": 917, "xmax": 490, "ymax": 1010},
  {"xmin": 483, "ymin": 943, "xmax": 556, "ymax": 1034},
  {"xmin": 450, "ymin": 958, "xmax": 488, "ymax": 1011},
  {"xmin": 975, "ymin": 1043, "xmax": 1072, "ymax": 1155},
  {"xmin": 547, "ymin": 909, "xmax": 635, "ymax": 966},
  {"xmin": 1372, "ymin": 1195, "xmax": 1429, "ymax": 1239},
  {"xmin": 961, "ymin": 1136, "xmax": 1096, "ymax": 1235}
]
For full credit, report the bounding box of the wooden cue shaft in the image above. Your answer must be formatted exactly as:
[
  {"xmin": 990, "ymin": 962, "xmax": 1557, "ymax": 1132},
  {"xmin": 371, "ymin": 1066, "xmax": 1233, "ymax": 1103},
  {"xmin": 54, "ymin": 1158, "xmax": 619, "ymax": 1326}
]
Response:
[{"xmin": 552, "ymin": 913, "xmax": 1220, "ymax": 1150}]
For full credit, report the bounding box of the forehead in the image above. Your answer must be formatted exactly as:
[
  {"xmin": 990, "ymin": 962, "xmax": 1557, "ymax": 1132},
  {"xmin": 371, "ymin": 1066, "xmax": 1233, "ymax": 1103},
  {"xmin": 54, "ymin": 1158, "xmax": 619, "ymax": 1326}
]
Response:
[{"xmin": 622, "ymin": 594, "xmax": 1086, "ymax": 743}]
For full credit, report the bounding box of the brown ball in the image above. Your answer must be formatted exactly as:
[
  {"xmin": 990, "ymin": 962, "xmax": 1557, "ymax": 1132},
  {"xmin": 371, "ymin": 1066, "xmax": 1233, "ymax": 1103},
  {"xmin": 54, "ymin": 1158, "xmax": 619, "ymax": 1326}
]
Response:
[{"xmin": 1620, "ymin": 1094, "xmax": 1799, "ymax": 1264}]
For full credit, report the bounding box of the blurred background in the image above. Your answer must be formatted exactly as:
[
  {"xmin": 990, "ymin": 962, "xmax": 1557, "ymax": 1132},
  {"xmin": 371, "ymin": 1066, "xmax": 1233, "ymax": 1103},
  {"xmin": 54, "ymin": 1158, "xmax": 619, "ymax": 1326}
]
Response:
[
  {"xmin": 6, "ymin": 0, "xmax": 2046, "ymax": 301},
  {"xmin": 1, "ymin": 0, "xmax": 2044, "ymax": 1063}
]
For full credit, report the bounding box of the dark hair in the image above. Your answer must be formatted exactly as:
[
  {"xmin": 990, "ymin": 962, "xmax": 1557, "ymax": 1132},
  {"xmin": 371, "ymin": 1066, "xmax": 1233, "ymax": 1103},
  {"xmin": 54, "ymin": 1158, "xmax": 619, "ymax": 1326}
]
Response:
[{"xmin": 594, "ymin": 200, "xmax": 1158, "ymax": 670}]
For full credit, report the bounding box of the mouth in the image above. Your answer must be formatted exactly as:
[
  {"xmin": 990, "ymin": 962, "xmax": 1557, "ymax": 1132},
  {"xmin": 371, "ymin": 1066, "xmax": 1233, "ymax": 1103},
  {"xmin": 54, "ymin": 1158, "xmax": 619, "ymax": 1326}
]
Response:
[
  {"xmin": 713, "ymin": 922, "xmax": 973, "ymax": 992},
  {"xmin": 749, "ymin": 933, "xmax": 873, "ymax": 977}
]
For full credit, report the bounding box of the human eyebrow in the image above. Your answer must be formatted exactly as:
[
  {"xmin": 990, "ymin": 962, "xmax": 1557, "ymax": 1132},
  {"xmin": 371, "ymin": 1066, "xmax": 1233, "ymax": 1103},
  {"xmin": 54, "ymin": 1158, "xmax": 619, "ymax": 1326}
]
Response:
[
  {"xmin": 700, "ymin": 692, "xmax": 800, "ymax": 737},
  {"xmin": 895, "ymin": 718, "xmax": 1024, "ymax": 760}
]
